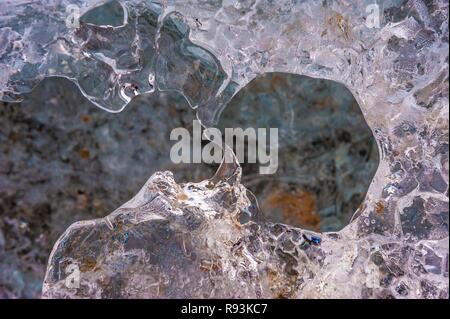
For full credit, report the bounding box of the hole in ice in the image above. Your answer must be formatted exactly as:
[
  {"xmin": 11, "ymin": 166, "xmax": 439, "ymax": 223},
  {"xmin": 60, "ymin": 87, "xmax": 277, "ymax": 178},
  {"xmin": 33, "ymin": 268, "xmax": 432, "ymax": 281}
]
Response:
[{"xmin": 217, "ymin": 73, "xmax": 379, "ymax": 232}]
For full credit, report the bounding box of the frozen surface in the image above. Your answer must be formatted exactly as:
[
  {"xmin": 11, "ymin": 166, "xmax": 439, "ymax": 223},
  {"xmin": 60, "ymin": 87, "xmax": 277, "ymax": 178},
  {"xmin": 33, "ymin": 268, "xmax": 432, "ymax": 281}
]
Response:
[{"xmin": 0, "ymin": 0, "xmax": 448, "ymax": 298}]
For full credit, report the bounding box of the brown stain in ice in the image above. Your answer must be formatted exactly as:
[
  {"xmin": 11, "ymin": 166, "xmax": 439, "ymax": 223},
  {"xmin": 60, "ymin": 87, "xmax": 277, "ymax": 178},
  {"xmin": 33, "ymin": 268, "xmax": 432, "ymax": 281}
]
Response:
[{"xmin": 263, "ymin": 188, "xmax": 321, "ymax": 231}]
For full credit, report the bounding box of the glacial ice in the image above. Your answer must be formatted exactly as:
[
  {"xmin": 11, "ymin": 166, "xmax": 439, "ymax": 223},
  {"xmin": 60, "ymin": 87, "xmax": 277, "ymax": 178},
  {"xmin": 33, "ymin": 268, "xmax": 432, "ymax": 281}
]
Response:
[{"xmin": 0, "ymin": 0, "xmax": 448, "ymax": 298}]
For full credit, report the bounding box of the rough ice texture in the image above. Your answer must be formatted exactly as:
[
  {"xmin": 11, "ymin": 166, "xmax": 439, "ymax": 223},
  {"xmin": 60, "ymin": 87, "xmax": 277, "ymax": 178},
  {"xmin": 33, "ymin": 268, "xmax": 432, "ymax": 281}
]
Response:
[{"xmin": 0, "ymin": 0, "xmax": 448, "ymax": 298}]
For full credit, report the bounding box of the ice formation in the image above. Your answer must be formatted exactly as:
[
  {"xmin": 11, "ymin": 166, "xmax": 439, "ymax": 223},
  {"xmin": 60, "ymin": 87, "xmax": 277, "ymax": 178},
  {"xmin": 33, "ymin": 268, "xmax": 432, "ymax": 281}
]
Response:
[
  {"xmin": 0, "ymin": 73, "xmax": 379, "ymax": 298},
  {"xmin": 0, "ymin": 0, "xmax": 448, "ymax": 298}
]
